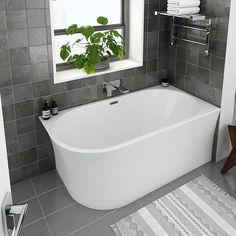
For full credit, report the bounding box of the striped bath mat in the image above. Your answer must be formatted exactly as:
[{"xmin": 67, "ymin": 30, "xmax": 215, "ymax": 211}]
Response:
[{"xmin": 111, "ymin": 175, "xmax": 236, "ymax": 236}]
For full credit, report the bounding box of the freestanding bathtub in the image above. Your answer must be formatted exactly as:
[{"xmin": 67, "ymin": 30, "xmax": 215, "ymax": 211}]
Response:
[{"xmin": 40, "ymin": 86, "xmax": 220, "ymax": 210}]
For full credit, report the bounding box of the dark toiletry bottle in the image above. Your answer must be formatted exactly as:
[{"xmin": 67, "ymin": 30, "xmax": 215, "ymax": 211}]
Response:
[
  {"xmin": 161, "ymin": 78, "xmax": 170, "ymax": 87},
  {"xmin": 51, "ymin": 101, "xmax": 58, "ymax": 116},
  {"xmin": 42, "ymin": 99, "xmax": 51, "ymax": 120}
]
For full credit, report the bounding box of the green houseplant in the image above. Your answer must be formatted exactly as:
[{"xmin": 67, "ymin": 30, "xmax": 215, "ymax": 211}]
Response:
[{"xmin": 60, "ymin": 16, "xmax": 126, "ymax": 75}]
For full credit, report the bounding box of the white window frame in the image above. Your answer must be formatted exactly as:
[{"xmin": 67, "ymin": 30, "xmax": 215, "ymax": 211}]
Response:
[{"xmin": 49, "ymin": 0, "xmax": 145, "ymax": 84}]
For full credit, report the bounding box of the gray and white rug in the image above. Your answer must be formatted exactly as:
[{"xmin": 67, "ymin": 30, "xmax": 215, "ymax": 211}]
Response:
[{"xmin": 111, "ymin": 175, "xmax": 236, "ymax": 236}]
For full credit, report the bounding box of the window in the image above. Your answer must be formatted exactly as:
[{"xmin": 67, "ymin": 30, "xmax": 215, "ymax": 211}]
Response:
[
  {"xmin": 51, "ymin": 0, "xmax": 129, "ymax": 69},
  {"xmin": 49, "ymin": 0, "xmax": 145, "ymax": 84}
]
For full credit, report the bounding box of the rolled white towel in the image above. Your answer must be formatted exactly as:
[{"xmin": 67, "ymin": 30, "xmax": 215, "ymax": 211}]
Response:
[
  {"xmin": 168, "ymin": 0, "xmax": 200, "ymax": 7},
  {"xmin": 167, "ymin": 7, "xmax": 200, "ymax": 15}
]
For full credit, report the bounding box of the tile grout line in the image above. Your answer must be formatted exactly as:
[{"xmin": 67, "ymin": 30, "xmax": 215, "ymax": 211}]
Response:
[
  {"xmin": 44, "ymin": 202, "xmax": 76, "ymax": 218},
  {"xmin": 66, "ymin": 209, "xmax": 117, "ymax": 236},
  {"xmin": 30, "ymin": 179, "xmax": 53, "ymax": 236},
  {"xmin": 15, "ymin": 184, "xmax": 63, "ymax": 204},
  {"xmin": 22, "ymin": 216, "xmax": 45, "ymax": 229}
]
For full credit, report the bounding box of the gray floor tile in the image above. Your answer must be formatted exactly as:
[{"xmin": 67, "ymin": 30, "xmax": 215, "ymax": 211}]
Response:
[
  {"xmin": 46, "ymin": 203, "xmax": 85, "ymax": 236},
  {"xmin": 11, "ymin": 179, "xmax": 36, "ymax": 203},
  {"xmin": 138, "ymin": 178, "xmax": 183, "ymax": 207},
  {"xmin": 76, "ymin": 203, "xmax": 112, "ymax": 227},
  {"xmin": 13, "ymin": 162, "xmax": 236, "ymax": 236},
  {"xmin": 23, "ymin": 198, "xmax": 44, "ymax": 226},
  {"xmin": 216, "ymin": 174, "xmax": 236, "ymax": 199},
  {"xmin": 20, "ymin": 219, "xmax": 51, "ymax": 236},
  {"xmin": 218, "ymin": 158, "xmax": 236, "ymax": 178},
  {"xmin": 68, "ymin": 228, "xmax": 90, "ymax": 236},
  {"xmin": 178, "ymin": 169, "xmax": 202, "ymax": 185},
  {"xmin": 114, "ymin": 200, "xmax": 142, "ymax": 221},
  {"xmin": 88, "ymin": 213, "xmax": 119, "ymax": 236},
  {"xmin": 31, "ymin": 170, "xmax": 63, "ymax": 194},
  {"xmin": 38, "ymin": 186, "xmax": 74, "ymax": 216},
  {"xmin": 197, "ymin": 161, "xmax": 225, "ymax": 182},
  {"xmin": 137, "ymin": 187, "xmax": 165, "ymax": 208},
  {"xmin": 228, "ymin": 167, "xmax": 236, "ymax": 177}
]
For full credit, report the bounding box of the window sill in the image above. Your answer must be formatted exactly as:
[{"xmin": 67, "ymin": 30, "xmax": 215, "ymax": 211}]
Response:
[{"xmin": 54, "ymin": 59, "xmax": 142, "ymax": 84}]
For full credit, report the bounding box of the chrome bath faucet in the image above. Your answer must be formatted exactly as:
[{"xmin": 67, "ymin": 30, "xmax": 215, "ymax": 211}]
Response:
[{"xmin": 103, "ymin": 81, "xmax": 130, "ymax": 97}]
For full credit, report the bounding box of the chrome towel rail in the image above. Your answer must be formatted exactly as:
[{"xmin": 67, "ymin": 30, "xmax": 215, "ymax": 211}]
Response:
[
  {"xmin": 156, "ymin": 12, "xmax": 214, "ymax": 56},
  {"xmin": 172, "ymin": 18, "xmax": 212, "ymax": 56},
  {"xmin": 173, "ymin": 37, "xmax": 207, "ymax": 46},
  {"xmin": 174, "ymin": 24, "xmax": 208, "ymax": 32}
]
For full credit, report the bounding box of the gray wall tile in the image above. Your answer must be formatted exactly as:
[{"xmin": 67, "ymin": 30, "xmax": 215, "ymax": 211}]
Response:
[
  {"xmin": 32, "ymin": 80, "xmax": 50, "ymax": 98},
  {"xmin": 12, "ymin": 65, "xmax": 32, "ymax": 85},
  {"xmin": 0, "ymin": 10, "xmax": 7, "ymax": 32},
  {"xmin": 27, "ymin": 9, "xmax": 46, "ymax": 28},
  {"xmin": 9, "ymin": 168, "xmax": 21, "ymax": 184},
  {"xmin": 4, "ymin": 120, "xmax": 17, "ymax": 139},
  {"xmin": 51, "ymin": 92, "xmax": 68, "ymax": 109},
  {"xmin": 18, "ymin": 132, "xmax": 36, "ymax": 151},
  {"xmin": 0, "ymin": 86, "xmax": 14, "ymax": 106},
  {"xmin": 26, "ymin": 0, "xmax": 45, "ymax": 9},
  {"xmin": 16, "ymin": 115, "xmax": 36, "ymax": 135},
  {"xmin": 15, "ymin": 100, "xmax": 34, "ymax": 119},
  {"xmin": 211, "ymin": 56, "xmax": 225, "ymax": 74},
  {"xmin": 8, "ymin": 153, "xmax": 20, "ymax": 170},
  {"xmin": 38, "ymin": 158, "xmax": 55, "ymax": 174},
  {"xmin": 0, "ymin": 68, "xmax": 12, "ymax": 88},
  {"xmin": 28, "ymin": 27, "xmax": 47, "ymax": 46},
  {"xmin": 31, "ymin": 62, "xmax": 50, "ymax": 81},
  {"xmin": 13, "ymin": 83, "xmax": 33, "ymax": 102},
  {"xmin": 30, "ymin": 45, "xmax": 48, "ymax": 63},
  {"xmin": 6, "ymin": 10, "xmax": 27, "ymax": 30},
  {"xmin": 21, "ymin": 162, "xmax": 38, "ymax": 179},
  {"xmin": 8, "ymin": 29, "xmax": 28, "ymax": 49},
  {"xmin": 2, "ymin": 104, "xmax": 16, "ymax": 121},
  {"xmin": 10, "ymin": 47, "xmax": 30, "ymax": 66},
  {"xmin": 37, "ymin": 142, "xmax": 54, "ymax": 160},
  {"xmin": 0, "ymin": 34, "xmax": 10, "ymax": 68},
  {"xmin": 36, "ymin": 129, "xmax": 50, "ymax": 145},
  {"xmin": 67, "ymin": 88, "xmax": 83, "ymax": 106},
  {"xmin": 6, "ymin": 137, "xmax": 18, "ymax": 155},
  {"xmin": 19, "ymin": 148, "xmax": 37, "ymax": 166},
  {"xmin": 5, "ymin": 0, "xmax": 26, "ymax": 10}
]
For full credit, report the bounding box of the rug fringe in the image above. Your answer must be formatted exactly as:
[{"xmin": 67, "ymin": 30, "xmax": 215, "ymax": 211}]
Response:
[
  {"xmin": 199, "ymin": 175, "xmax": 236, "ymax": 203},
  {"xmin": 110, "ymin": 224, "xmax": 124, "ymax": 236}
]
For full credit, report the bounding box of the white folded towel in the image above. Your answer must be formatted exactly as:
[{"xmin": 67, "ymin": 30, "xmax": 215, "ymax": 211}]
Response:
[
  {"xmin": 167, "ymin": 7, "xmax": 200, "ymax": 15},
  {"xmin": 168, "ymin": 0, "xmax": 200, "ymax": 8}
]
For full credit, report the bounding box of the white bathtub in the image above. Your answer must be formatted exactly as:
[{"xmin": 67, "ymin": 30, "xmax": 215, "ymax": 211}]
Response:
[{"xmin": 40, "ymin": 86, "xmax": 220, "ymax": 210}]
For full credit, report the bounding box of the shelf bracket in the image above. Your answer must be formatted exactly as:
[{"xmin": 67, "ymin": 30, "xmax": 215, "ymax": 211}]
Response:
[
  {"xmin": 205, "ymin": 19, "xmax": 212, "ymax": 57},
  {"xmin": 170, "ymin": 16, "xmax": 176, "ymax": 46}
]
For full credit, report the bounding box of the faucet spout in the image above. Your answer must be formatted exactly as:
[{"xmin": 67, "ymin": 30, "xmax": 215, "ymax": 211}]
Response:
[
  {"xmin": 103, "ymin": 81, "xmax": 130, "ymax": 97},
  {"xmin": 117, "ymin": 85, "xmax": 130, "ymax": 94}
]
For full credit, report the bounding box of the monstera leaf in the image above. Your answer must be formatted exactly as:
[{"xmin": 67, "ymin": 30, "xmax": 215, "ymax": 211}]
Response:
[
  {"xmin": 79, "ymin": 26, "xmax": 95, "ymax": 38},
  {"xmin": 97, "ymin": 16, "xmax": 108, "ymax": 25}
]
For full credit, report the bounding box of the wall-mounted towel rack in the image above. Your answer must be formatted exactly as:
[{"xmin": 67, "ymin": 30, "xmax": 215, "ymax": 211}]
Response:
[{"xmin": 155, "ymin": 11, "xmax": 214, "ymax": 56}]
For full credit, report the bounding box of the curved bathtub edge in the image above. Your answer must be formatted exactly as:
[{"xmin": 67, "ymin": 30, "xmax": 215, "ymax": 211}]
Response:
[{"xmin": 39, "ymin": 107, "xmax": 220, "ymax": 155}]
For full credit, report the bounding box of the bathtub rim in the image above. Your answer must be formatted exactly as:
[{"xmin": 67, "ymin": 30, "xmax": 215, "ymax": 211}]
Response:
[{"xmin": 39, "ymin": 86, "xmax": 221, "ymax": 154}]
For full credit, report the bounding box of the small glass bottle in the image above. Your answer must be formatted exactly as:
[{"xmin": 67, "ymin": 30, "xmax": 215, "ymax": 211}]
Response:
[
  {"xmin": 51, "ymin": 101, "xmax": 59, "ymax": 116},
  {"xmin": 42, "ymin": 99, "xmax": 51, "ymax": 120}
]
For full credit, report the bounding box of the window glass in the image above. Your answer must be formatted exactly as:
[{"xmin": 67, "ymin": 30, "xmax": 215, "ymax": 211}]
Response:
[{"xmin": 52, "ymin": 0, "xmax": 122, "ymax": 29}]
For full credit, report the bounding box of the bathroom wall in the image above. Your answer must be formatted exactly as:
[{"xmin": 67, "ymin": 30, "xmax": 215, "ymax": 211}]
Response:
[
  {"xmin": 168, "ymin": 0, "xmax": 231, "ymax": 107},
  {"xmin": 0, "ymin": 0, "xmax": 169, "ymax": 184}
]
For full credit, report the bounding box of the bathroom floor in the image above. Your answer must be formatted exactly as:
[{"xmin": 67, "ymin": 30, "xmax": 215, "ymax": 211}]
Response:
[{"xmin": 14, "ymin": 159, "xmax": 236, "ymax": 236}]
